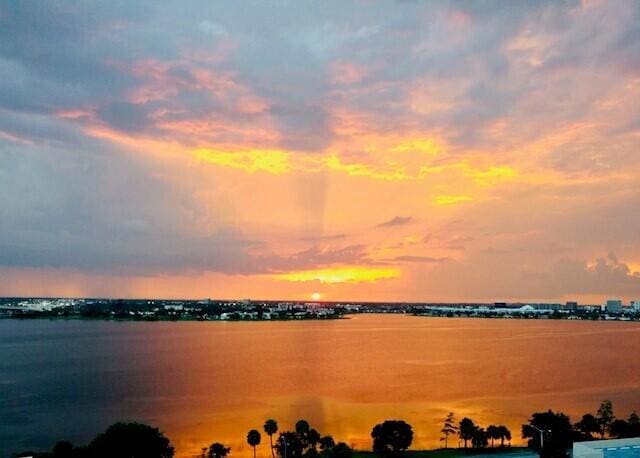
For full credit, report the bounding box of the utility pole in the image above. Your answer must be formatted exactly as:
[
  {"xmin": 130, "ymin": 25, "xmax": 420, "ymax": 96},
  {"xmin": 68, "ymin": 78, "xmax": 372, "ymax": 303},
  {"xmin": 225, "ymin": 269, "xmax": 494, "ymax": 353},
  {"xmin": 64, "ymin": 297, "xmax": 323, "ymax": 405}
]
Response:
[{"xmin": 531, "ymin": 425, "xmax": 549, "ymax": 455}]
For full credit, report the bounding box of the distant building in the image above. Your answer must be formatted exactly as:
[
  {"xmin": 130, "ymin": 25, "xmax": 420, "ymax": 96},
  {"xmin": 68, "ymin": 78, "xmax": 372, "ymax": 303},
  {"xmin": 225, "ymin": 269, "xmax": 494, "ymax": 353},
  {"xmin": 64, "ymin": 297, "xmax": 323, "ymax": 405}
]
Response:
[
  {"xmin": 574, "ymin": 437, "xmax": 640, "ymax": 457},
  {"xmin": 605, "ymin": 299, "xmax": 623, "ymax": 313},
  {"xmin": 564, "ymin": 301, "xmax": 579, "ymax": 311},
  {"xmin": 164, "ymin": 304, "xmax": 184, "ymax": 311},
  {"xmin": 632, "ymin": 300, "xmax": 640, "ymax": 312}
]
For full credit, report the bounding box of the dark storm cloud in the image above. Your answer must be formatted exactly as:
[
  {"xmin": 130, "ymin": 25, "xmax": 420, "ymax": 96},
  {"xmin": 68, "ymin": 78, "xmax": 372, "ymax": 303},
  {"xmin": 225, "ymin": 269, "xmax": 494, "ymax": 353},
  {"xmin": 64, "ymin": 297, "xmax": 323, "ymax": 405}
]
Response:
[{"xmin": 0, "ymin": 139, "xmax": 368, "ymax": 275}]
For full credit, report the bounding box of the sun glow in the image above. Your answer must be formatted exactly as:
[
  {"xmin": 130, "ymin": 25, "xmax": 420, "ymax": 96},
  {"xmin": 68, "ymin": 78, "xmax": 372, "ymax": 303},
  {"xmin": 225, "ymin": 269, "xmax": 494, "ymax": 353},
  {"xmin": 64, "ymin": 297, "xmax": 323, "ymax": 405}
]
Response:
[
  {"xmin": 434, "ymin": 195, "xmax": 473, "ymax": 205},
  {"xmin": 271, "ymin": 266, "xmax": 401, "ymax": 284},
  {"xmin": 194, "ymin": 148, "xmax": 291, "ymax": 174},
  {"xmin": 311, "ymin": 292, "xmax": 322, "ymax": 301}
]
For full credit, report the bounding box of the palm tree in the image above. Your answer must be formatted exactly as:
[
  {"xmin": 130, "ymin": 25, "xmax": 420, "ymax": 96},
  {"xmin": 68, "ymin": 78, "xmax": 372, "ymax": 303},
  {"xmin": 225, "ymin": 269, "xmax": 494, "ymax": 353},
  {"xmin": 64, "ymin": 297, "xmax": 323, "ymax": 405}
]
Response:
[
  {"xmin": 247, "ymin": 430, "xmax": 261, "ymax": 458},
  {"xmin": 497, "ymin": 426, "xmax": 511, "ymax": 447},
  {"xmin": 264, "ymin": 419, "xmax": 278, "ymax": 458},
  {"xmin": 295, "ymin": 420, "xmax": 311, "ymax": 449},
  {"xmin": 486, "ymin": 425, "xmax": 499, "ymax": 448},
  {"xmin": 458, "ymin": 418, "xmax": 476, "ymax": 449}
]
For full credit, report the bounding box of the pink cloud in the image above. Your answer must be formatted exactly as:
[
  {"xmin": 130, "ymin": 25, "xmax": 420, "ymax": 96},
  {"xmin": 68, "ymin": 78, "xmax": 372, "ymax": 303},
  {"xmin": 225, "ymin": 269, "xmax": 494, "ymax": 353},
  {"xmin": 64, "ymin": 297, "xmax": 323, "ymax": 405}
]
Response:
[{"xmin": 330, "ymin": 61, "xmax": 367, "ymax": 85}]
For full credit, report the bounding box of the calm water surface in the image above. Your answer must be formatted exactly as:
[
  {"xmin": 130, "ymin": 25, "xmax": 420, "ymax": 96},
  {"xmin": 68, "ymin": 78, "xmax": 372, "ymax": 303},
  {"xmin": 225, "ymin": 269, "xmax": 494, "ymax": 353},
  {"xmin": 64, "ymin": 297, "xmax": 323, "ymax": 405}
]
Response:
[{"xmin": 1, "ymin": 314, "xmax": 640, "ymax": 457}]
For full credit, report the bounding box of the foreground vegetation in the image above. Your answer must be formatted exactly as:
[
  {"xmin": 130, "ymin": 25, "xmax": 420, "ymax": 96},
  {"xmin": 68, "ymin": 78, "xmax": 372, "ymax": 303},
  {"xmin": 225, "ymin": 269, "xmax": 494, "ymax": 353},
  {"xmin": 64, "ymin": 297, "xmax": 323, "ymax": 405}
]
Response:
[{"xmin": 13, "ymin": 400, "xmax": 640, "ymax": 458}]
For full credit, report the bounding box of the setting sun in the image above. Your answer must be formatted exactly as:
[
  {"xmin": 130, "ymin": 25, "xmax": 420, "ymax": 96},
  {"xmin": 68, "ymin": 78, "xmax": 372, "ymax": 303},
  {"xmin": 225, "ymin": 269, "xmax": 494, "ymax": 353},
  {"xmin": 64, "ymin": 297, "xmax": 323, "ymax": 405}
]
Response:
[{"xmin": 311, "ymin": 292, "xmax": 321, "ymax": 301}]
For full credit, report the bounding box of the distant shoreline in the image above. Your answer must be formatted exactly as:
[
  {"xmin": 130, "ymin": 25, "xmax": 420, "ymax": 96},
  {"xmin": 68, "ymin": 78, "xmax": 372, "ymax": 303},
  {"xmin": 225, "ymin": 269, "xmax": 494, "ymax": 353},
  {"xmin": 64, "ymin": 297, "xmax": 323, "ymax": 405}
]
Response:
[
  {"xmin": 2, "ymin": 312, "xmax": 640, "ymax": 323},
  {"xmin": 2, "ymin": 297, "xmax": 639, "ymax": 322}
]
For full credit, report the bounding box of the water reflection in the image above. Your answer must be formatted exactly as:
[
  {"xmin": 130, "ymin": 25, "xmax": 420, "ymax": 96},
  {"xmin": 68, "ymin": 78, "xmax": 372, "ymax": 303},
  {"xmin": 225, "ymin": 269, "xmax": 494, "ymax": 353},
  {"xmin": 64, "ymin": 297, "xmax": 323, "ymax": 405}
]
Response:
[{"xmin": 1, "ymin": 315, "xmax": 639, "ymax": 457}]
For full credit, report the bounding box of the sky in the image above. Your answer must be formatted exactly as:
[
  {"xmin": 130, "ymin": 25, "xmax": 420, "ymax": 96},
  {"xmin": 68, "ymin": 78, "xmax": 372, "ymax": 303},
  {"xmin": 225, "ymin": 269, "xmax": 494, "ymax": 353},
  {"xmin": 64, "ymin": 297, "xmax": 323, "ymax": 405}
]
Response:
[{"xmin": 1, "ymin": 0, "xmax": 639, "ymax": 303}]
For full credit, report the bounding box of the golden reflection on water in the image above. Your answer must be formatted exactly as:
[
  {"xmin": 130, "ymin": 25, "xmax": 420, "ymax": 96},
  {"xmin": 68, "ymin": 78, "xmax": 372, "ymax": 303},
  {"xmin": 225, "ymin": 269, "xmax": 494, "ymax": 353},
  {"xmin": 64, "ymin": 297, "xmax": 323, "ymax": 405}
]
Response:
[{"xmin": 120, "ymin": 314, "xmax": 640, "ymax": 457}]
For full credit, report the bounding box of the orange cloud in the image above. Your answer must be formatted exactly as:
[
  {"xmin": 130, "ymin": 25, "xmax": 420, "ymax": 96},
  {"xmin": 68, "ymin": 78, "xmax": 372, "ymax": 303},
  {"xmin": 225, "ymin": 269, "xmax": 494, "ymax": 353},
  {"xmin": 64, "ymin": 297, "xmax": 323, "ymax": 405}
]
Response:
[
  {"xmin": 434, "ymin": 195, "xmax": 473, "ymax": 205},
  {"xmin": 55, "ymin": 108, "xmax": 95, "ymax": 120},
  {"xmin": 194, "ymin": 148, "xmax": 291, "ymax": 174},
  {"xmin": 270, "ymin": 266, "xmax": 400, "ymax": 284},
  {"xmin": 324, "ymin": 153, "xmax": 410, "ymax": 181},
  {"xmin": 420, "ymin": 161, "xmax": 517, "ymax": 185},
  {"xmin": 330, "ymin": 61, "xmax": 367, "ymax": 85}
]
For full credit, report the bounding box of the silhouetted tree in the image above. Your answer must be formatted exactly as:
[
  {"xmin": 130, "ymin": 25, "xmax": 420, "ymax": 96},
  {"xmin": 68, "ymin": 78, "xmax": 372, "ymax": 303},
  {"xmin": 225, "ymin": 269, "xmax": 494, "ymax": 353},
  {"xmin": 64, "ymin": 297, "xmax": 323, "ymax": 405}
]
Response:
[
  {"xmin": 53, "ymin": 441, "xmax": 73, "ymax": 458},
  {"xmin": 208, "ymin": 443, "xmax": 230, "ymax": 458},
  {"xmin": 626, "ymin": 412, "xmax": 640, "ymax": 438},
  {"xmin": 370, "ymin": 420, "xmax": 413, "ymax": 457},
  {"xmin": 295, "ymin": 420, "xmax": 311, "ymax": 448},
  {"xmin": 471, "ymin": 427, "xmax": 488, "ymax": 449},
  {"xmin": 329, "ymin": 443, "xmax": 352, "ymax": 458},
  {"xmin": 609, "ymin": 420, "xmax": 631, "ymax": 438},
  {"xmin": 264, "ymin": 419, "xmax": 279, "ymax": 458},
  {"xmin": 574, "ymin": 414, "xmax": 600, "ymax": 440},
  {"xmin": 295, "ymin": 420, "xmax": 310, "ymax": 436},
  {"xmin": 275, "ymin": 431, "xmax": 304, "ymax": 458},
  {"xmin": 440, "ymin": 412, "xmax": 457, "ymax": 449},
  {"xmin": 496, "ymin": 425, "xmax": 511, "ymax": 447},
  {"xmin": 86, "ymin": 422, "xmax": 174, "ymax": 458},
  {"xmin": 319, "ymin": 436, "xmax": 335, "ymax": 451},
  {"xmin": 308, "ymin": 429, "xmax": 321, "ymax": 452},
  {"xmin": 486, "ymin": 425, "xmax": 500, "ymax": 448},
  {"xmin": 523, "ymin": 410, "xmax": 574, "ymax": 458},
  {"xmin": 609, "ymin": 412, "xmax": 640, "ymax": 439},
  {"xmin": 458, "ymin": 418, "xmax": 476, "ymax": 449},
  {"xmin": 596, "ymin": 400, "xmax": 615, "ymax": 439},
  {"xmin": 247, "ymin": 430, "xmax": 261, "ymax": 458}
]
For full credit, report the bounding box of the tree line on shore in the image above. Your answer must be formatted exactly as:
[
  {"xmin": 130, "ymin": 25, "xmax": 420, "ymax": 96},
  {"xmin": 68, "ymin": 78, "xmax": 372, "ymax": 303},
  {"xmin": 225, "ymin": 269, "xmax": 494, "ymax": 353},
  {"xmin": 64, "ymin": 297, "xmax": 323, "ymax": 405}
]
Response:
[
  {"xmin": 14, "ymin": 400, "xmax": 640, "ymax": 458},
  {"xmin": 521, "ymin": 400, "xmax": 640, "ymax": 457}
]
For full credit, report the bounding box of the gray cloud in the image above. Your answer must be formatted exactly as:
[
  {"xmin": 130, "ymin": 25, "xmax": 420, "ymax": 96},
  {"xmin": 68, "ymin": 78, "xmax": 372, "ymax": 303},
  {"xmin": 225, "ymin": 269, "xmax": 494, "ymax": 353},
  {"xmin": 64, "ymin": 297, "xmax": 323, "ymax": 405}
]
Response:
[
  {"xmin": 0, "ymin": 139, "xmax": 368, "ymax": 276},
  {"xmin": 376, "ymin": 216, "xmax": 414, "ymax": 228},
  {"xmin": 420, "ymin": 252, "xmax": 640, "ymax": 301}
]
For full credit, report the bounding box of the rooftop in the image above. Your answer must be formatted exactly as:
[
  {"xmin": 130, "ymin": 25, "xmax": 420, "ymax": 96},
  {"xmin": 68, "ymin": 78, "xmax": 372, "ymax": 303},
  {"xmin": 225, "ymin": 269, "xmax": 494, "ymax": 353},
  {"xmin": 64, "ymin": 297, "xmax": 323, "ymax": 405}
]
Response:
[{"xmin": 574, "ymin": 438, "xmax": 640, "ymax": 458}]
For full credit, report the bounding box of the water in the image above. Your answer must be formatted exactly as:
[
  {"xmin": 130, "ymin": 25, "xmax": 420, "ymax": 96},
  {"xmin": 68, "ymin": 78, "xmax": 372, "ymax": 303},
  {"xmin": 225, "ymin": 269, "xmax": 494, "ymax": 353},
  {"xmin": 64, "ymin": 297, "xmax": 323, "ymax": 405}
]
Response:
[{"xmin": 1, "ymin": 314, "xmax": 639, "ymax": 457}]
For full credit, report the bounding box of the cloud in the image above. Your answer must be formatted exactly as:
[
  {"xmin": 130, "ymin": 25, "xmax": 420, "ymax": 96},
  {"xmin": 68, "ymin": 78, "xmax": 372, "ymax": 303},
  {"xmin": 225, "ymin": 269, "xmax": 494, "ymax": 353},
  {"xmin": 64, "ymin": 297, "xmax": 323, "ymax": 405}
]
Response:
[
  {"xmin": 270, "ymin": 266, "xmax": 400, "ymax": 284},
  {"xmin": 376, "ymin": 216, "xmax": 414, "ymax": 228},
  {"xmin": 434, "ymin": 195, "xmax": 473, "ymax": 205},
  {"xmin": 299, "ymin": 234, "xmax": 348, "ymax": 242},
  {"xmin": 195, "ymin": 148, "xmax": 291, "ymax": 174},
  {"xmin": 419, "ymin": 251, "xmax": 640, "ymax": 301},
  {"xmin": 1, "ymin": 1, "xmax": 640, "ymax": 300},
  {"xmin": 550, "ymin": 254, "xmax": 640, "ymax": 297},
  {"xmin": 391, "ymin": 255, "xmax": 449, "ymax": 264}
]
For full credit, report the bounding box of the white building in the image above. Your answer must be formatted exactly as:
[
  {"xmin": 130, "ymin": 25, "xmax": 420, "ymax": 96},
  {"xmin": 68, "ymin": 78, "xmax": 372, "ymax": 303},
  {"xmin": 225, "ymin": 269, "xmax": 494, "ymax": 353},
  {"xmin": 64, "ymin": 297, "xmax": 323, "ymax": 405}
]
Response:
[
  {"xmin": 574, "ymin": 437, "xmax": 640, "ymax": 457},
  {"xmin": 605, "ymin": 299, "xmax": 623, "ymax": 313},
  {"xmin": 632, "ymin": 300, "xmax": 640, "ymax": 312}
]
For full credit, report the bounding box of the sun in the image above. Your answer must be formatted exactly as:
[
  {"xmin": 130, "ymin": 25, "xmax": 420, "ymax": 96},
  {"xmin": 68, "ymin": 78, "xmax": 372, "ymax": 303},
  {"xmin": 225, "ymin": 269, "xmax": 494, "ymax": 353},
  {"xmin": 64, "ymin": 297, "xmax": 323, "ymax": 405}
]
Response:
[{"xmin": 310, "ymin": 292, "xmax": 321, "ymax": 301}]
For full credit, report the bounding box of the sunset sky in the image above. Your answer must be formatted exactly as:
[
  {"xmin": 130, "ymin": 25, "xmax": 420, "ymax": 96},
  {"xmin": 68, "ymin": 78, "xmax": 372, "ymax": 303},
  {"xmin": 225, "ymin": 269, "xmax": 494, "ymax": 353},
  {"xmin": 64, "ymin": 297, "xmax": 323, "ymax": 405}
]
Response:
[{"xmin": 1, "ymin": 1, "xmax": 639, "ymax": 303}]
